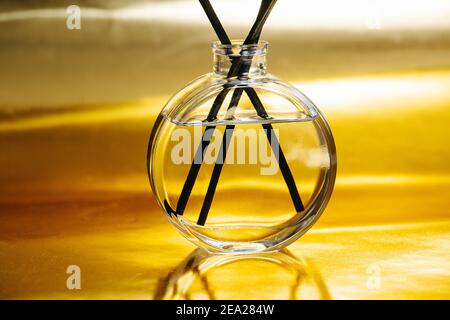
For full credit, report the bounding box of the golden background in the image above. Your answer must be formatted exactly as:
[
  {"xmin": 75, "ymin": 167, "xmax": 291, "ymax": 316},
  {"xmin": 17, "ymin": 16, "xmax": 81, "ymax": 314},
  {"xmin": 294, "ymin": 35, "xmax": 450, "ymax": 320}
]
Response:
[{"xmin": 0, "ymin": 0, "xmax": 449, "ymax": 299}]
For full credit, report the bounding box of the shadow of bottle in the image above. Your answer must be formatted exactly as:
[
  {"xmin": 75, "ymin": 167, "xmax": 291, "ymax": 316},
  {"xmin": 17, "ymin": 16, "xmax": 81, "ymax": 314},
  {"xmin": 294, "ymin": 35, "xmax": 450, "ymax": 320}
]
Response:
[{"xmin": 154, "ymin": 248, "xmax": 331, "ymax": 300}]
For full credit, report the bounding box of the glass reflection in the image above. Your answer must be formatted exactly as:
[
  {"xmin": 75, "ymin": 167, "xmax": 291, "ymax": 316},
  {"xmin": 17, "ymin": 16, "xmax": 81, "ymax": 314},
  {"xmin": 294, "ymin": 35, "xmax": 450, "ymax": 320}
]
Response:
[{"xmin": 154, "ymin": 249, "xmax": 330, "ymax": 300}]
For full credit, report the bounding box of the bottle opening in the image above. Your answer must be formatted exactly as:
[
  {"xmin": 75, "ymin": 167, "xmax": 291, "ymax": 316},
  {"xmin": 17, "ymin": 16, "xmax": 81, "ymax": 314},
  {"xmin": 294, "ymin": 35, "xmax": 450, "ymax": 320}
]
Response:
[
  {"xmin": 212, "ymin": 40, "xmax": 269, "ymax": 77},
  {"xmin": 212, "ymin": 40, "xmax": 269, "ymax": 57}
]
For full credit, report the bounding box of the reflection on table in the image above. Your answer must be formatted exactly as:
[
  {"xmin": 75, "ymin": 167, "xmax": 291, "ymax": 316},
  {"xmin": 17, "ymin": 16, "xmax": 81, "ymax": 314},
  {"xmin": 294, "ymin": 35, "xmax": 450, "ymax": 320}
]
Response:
[{"xmin": 155, "ymin": 249, "xmax": 330, "ymax": 300}]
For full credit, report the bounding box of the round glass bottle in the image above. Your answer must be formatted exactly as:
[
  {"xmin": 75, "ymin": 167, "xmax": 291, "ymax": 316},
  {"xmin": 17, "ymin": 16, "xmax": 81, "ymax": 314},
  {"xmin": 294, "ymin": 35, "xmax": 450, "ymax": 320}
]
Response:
[{"xmin": 148, "ymin": 41, "xmax": 336, "ymax": 253}]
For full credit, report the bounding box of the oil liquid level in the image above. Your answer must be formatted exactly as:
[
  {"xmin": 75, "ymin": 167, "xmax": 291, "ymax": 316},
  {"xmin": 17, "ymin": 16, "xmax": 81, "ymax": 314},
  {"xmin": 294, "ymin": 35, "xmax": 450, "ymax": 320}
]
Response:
[{"xmin": 151, "ymin": 117, "xmax": 331, "ymax": 243}]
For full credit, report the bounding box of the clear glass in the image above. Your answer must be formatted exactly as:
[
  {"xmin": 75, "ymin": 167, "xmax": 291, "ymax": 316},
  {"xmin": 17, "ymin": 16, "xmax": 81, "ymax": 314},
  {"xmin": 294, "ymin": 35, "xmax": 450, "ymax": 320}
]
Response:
[{"xmin": 148, "ymin": 41, "xmax": 337, "ymax": 253}]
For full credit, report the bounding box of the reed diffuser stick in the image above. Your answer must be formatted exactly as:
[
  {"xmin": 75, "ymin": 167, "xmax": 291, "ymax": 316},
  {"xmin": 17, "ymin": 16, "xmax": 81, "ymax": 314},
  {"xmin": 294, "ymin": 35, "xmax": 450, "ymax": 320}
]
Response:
[
  {"xmin": 196, "ymin": 0, "xmax": 304, "ymax": 225},
  {"xmin": 174, "ymin": 0, "xmax": 277, "ymax": 217},
  {"xmin": 165, "ymin": 0, "xmax": 304, "ymax": 226}
]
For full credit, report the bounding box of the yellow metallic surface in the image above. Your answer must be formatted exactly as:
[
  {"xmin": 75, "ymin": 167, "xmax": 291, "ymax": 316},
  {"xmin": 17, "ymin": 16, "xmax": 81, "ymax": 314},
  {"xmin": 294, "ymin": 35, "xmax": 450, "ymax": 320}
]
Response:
[{"xmin": 0, "ymin": 0, "xmax": 449, "ymax": 299}]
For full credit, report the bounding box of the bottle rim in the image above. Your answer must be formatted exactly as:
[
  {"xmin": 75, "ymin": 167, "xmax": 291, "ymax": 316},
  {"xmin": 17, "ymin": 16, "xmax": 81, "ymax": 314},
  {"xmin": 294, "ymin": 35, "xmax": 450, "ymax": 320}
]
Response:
[{"xmin": 212, "ymin": 40, "xmax": 269, "ymax": 57}]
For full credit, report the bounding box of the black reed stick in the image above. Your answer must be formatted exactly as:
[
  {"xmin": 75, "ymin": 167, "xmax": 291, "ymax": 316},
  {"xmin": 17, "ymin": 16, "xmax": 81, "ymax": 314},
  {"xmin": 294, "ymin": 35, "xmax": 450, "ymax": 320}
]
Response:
[
  {"xmin": 173, "ymin": 0, "xmax": 277, "ymax": 217},
  {"xmin": 164, "ymin": 0, "xmax": 304, "ymax": 225},
  {"xmin": 196, "ymin": 0, "xmax": 304, "ymax": 225}
]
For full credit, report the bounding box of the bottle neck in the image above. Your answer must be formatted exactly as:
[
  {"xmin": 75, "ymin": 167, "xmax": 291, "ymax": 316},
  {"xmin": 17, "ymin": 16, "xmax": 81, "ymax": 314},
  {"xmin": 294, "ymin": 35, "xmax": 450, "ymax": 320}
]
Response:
[{"xmin": 212, "ymin": 41, "xmax": 268, "ymax": 78}]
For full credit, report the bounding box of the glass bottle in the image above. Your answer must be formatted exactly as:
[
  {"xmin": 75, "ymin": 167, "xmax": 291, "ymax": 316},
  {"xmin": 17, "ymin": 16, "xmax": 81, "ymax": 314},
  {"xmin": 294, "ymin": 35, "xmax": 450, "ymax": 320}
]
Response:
[{"xmin": 147, "ymin": 41, "xmax": 336, "ymax": 253}]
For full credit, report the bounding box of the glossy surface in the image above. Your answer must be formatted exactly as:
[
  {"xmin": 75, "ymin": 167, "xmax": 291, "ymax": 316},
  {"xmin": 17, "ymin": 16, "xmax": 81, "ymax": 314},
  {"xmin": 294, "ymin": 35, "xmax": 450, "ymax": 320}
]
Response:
[
  {"xmin": 1, "ymin": 69, "xmax": 449, "ymax": 298},
  {"xmin": 1, "ymin": 0, "xmax": 449, "ymax": 299}
]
